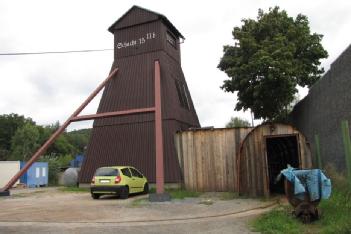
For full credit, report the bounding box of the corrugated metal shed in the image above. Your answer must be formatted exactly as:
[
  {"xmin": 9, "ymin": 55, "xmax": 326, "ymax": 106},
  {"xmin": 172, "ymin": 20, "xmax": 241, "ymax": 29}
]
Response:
[
  {"xmin": 79, "ymin": 6, "xmax": 200, "ymax": 183},
  {"xmin": 20, "ymin": 162, "xmax": 48, "ymax": 188}
]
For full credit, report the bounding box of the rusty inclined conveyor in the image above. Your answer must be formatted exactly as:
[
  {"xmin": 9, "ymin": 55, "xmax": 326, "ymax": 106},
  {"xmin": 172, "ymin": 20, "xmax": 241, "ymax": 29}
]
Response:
[
  {"xmin": 0, "ymin": 61, "xmax": 167, "ymax": 197},
  {"xmin": 277, "ymin": 166, "xmax": 332, "ymax": 223}
]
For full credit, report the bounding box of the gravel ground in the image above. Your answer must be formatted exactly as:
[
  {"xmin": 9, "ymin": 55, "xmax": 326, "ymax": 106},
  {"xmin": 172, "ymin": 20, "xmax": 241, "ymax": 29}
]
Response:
[{"xmin": 0, "ymin": 187, "xmax": 276, "ymax": 233}]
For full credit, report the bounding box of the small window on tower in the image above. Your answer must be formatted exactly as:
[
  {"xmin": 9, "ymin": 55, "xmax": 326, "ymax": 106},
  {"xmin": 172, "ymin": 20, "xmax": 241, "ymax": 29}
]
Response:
[
  {"xmin": 175, "ymin": 80, "xmax": 190, "ymax": 110},
  {"xmin": 166, "ymin": 31, "xmax": 177, "ymax": 48}
]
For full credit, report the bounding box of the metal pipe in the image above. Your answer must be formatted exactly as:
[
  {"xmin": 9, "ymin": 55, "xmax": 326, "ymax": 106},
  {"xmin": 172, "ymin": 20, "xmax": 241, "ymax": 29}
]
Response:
[
  {"xmin": 0, "ymin": 68, "xmax": 119, "ymax": 192},
  {"xmin": 154, "ymin": 60, "xmax": 165, "ymax": 194}
]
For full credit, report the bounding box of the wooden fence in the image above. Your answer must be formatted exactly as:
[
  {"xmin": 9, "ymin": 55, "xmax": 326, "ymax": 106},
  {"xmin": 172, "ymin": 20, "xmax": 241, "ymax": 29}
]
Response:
[{"xmin": 175, "ymin": 128, "xmax": 252, "ymax": 192}]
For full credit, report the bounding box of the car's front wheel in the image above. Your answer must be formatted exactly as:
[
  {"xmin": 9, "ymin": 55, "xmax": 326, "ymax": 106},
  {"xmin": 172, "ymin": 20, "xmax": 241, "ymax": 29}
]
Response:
[
  {"xmin": 120, "ymin": 186, "xmax": 129, "ymax": 199},
  {"xmin": 91, "ymin": 193, "xmax": 100, "ymax": 199}
]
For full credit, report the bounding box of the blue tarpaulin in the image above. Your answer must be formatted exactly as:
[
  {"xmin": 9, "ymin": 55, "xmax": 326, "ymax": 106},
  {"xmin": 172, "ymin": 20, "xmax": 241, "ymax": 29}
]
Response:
[{"xmin": 277, "ymin": 166, "xmax": 332, "ymax": 201}]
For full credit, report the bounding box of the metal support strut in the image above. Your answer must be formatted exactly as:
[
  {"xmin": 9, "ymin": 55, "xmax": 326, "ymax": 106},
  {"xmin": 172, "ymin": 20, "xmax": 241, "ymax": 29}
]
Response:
[
  {"xmin": 0, "ymin": 68, "xmax": 119, "ymax": 193},
  {"xmin": 1, "ymin": 61, "xmax": 167, "ymax": 200}
]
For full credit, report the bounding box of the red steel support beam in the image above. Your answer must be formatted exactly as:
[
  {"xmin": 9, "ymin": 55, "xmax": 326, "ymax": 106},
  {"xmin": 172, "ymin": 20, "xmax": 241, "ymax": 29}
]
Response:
[
  {"xmin": 154, "ymin": 60, "xmax": 165, "ymax": 194},
  {"xmin": 0, "ymin": 68, "xmax": 119, "ymax": 192},
  {"xmin": 70, "ymin": 107, "xmax": 155, "ymax": 122}
]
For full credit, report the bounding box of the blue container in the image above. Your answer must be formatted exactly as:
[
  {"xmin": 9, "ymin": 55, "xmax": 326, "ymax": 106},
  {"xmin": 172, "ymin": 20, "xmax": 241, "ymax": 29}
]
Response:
[
  {"xmin": 20, "ymin": 162, "xmax": 49, "ymax": 188},
  {"xmin": 70, "ymin": 155, "xmax": 84, "ymax": 168}
]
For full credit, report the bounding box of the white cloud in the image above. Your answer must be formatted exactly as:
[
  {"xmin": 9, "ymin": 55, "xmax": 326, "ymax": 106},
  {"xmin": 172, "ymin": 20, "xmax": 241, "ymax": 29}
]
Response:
[{"xmin": 0, "ymin": 0, "xmax": 350, "ymax": 131}]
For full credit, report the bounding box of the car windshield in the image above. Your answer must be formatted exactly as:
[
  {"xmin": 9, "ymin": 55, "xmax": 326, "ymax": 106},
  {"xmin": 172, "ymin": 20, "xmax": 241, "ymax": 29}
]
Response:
[{"xmin": 94, "ymin": 168, "xmax": 119, "ymax": 176}]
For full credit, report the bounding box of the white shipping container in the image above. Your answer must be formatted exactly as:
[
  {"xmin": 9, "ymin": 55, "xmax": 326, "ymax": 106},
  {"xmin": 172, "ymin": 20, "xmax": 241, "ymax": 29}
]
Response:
[{"xmin": 0, "ymin": 161, "xmax": 20, "ymax": 188}]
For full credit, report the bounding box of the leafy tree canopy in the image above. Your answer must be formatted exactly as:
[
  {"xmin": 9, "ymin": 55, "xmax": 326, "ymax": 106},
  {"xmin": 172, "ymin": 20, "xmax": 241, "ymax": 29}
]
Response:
[
  {"xmin": 0, "ymin": 113, "xmax": 91, "ymax": 161},
  {"xmin": 226, "ymin": 117, "xmax": 251, "ymax": 128},
  {"xmin": 10, "ymin": 122, "xmax": 40, "ymax": 161},
  {"xmin": 0, "ymin": 114, "xmax": 34, "ymax": 151},
  {"xmin": 218, "ymin": 7, "xmax": 328, "ymax": 120},
  {"xmin": 0, "ymin": 114, "xmax": 34, "ymax": 160}
]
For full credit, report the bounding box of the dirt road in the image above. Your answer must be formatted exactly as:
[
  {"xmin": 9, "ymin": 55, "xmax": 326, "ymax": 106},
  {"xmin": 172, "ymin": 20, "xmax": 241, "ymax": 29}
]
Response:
[{"xmin": 0, "ymin": 188, "xmax": 276, "ymax": 233}]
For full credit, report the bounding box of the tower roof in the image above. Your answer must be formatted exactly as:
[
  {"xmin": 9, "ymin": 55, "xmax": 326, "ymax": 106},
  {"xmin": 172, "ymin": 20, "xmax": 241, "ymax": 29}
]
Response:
[{"xmin": 108, "ymin": 5, "xmax": 185, "ymax": 39}]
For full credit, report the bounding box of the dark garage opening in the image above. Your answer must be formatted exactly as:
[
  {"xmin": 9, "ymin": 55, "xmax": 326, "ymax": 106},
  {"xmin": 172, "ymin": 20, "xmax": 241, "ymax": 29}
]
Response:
[{"xmin": 266, "ymin": 135, "xmax": 299, "ymax": 194}]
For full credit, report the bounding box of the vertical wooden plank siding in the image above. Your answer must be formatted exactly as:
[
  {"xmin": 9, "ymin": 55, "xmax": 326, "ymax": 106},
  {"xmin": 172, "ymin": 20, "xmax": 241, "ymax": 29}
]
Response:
[
  {"xmin": 175, "ymin": 128, "xmax": 252, "ymax": 192},
  {"xmin": 175, "ymin": 124, "xmax": 312, "ymax": 195},
  {"xmin": 238, "ymin": 123, "xmax": 312, "ymax": 197}
]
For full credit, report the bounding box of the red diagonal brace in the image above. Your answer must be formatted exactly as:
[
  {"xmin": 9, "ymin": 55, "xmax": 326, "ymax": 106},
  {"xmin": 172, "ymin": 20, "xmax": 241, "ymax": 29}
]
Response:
[
  {"xmin": 70, "ymin": 108, "xmax": 156, "ymax": 122},
  {"xmin": 0, "ymin": 68, "xmax": 119, "ymax": 192}
]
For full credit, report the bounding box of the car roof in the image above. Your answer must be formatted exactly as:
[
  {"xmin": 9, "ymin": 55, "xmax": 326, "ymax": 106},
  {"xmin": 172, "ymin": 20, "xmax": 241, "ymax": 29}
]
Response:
[{"xmin": 97, "ymin": 166, "xmax": 135, "ymax": 170}]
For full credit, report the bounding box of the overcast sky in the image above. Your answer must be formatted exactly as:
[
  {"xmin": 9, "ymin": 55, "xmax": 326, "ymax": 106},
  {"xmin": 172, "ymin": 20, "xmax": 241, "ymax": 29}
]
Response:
[{"xmin": 0, "ymin": 0, "xmax": 350, "ymax": 131}]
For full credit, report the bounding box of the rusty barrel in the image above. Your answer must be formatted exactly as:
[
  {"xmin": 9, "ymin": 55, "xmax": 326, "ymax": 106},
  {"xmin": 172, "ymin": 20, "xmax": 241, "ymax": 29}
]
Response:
[{"xmin": 284, "ymin": 179, "xmax": 320, "ymax": 223}]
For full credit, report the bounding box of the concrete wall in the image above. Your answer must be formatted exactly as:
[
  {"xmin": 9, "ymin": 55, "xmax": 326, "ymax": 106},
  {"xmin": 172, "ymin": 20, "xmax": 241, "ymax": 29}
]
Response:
[
  {"xmin": 0, "ymin": 161, "xmax": 20, "ymax": 188},
  {"xmin": 290, "ymin": 44, "xmax": 351, "ymax": 171}
]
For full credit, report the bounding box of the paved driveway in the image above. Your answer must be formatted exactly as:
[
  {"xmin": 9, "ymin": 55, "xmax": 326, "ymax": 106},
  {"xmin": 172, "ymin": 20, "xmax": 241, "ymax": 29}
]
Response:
[{"xmin": 0, "ymin": 188, "xmax": 276, "ymax": 233}]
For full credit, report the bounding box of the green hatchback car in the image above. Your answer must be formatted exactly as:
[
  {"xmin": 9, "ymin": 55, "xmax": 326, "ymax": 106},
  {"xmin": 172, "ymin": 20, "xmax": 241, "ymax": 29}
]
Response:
[{"xmin": 90, "ymin": 166, "xmax": 148, "ymax": 199}]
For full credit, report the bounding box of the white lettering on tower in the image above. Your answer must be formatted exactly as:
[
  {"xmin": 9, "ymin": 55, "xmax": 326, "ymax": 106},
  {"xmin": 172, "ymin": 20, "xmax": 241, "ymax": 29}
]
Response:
[{"xmin": 116, "ymin": 32, "xmax": 156, "ymax": 50}]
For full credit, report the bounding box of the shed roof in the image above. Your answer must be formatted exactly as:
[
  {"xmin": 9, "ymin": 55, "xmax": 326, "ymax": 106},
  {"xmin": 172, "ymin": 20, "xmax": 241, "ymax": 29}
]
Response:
[{"xmin": 108, "ymin": 5, "xmax": 185, "ymax": 39}]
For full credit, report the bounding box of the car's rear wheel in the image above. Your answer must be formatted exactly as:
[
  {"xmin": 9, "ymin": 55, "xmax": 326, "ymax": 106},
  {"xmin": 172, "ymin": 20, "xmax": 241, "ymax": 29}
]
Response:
[
  {"xmin": 143, "ymin": 183, "xmax": 149, "ymax": 194},
  {"xmin": 91, "ymin": 193, "xmax": 100, "ymax": 199},
  {"xmin": 120, "ymin": 186, "xmax": 129, "ymax": 199}
]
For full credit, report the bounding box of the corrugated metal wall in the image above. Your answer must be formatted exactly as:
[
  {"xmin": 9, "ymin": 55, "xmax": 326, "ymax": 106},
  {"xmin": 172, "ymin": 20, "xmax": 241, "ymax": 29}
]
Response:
[
  {"xmin": 175, "ymin": 128, "xmax": 252, "ymax": 192},
  {"xmin": 238, "ymin": 123, "xmax": 312, "ymax": 197},
  {"xmin": 79, "ymin": 7, "xmax": 200, "ymax": 183},
  {"xmin": 290, "ymin": 45, "xmax": 351, "ymax": 172}
]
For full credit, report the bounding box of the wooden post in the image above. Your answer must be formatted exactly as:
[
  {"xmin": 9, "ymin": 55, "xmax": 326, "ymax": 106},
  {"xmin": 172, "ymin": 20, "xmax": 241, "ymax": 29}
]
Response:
[
  {"xmin": 314, "ymin": 134, "xmax": 322, "ymax": 168},
  {"xmin": 341, "ymin": 121, "xmax": 351, "ymax": 183}
]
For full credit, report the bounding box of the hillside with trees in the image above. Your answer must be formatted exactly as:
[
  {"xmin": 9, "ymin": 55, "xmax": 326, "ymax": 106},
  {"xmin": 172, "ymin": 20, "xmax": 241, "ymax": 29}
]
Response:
[{"xmin": 0, "ymin": 113, "xmax": 91, "ymax": 165}]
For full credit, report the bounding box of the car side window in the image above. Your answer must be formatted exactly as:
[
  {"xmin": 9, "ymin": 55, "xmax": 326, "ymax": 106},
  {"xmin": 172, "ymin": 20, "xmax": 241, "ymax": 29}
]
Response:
[
  {"xmin": 130, "ymin": 168, "xmax": 143, "ymax": 178},
  {"xmin": 121, "ymin": 168, "xmax": 132, "ymax": 178}
]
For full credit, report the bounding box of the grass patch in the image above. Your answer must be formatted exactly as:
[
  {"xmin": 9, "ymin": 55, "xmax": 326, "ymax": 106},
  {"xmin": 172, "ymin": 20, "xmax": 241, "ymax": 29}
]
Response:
[
  {"xmin": 220, "ymin": 192, "xmax": 239, "ymax": 200},
  {"xmin": 251, "ymin": 205, "xmax": 302, "ymax": 234},
  {"xmin": 251, "ymin": 166, "xmax": 351, "ymax": 234},
  {"xmin": 149, "ymin": 187, "xmax": 201, "ymax": 199},
  {"xmin": 130, "ymin": 198, "xmax": 148, "ymax": 207},
  {"xmin": 58, "ymin": 187, "xmax": 89, "ymax": 193},
  {"xmin": 167, "ymin": 188, "xmax": 201, "ymax": 199}
]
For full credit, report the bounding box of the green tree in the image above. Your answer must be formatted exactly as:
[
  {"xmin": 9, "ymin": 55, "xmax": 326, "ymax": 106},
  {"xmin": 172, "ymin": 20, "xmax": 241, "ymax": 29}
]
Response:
[
  {"xmin": 40, "ymin": 155, "xmax": 61, "ymax": 185},
  {"xmin": 38, "ymin": 123, "xmax": 78, "ymax": 157},
  {"xmin": 273, "ymin": 93, "xmax": 301, "ymax": 123},
  {"xmin": 0, "ymin": 113, "xmax": 34, "ymax": 160},
  {"xmin": 218, "ymin": 7, "xmax": 328, "ymax": 121},
  {"xmin": 66, "ymin": 128, "xmax": 91, "ymax": 155},
  {"xmin": 9, "ymin": 122, "xmax": 40, "ymax": 161},
  {"xmin": 226, "ymin": 117, "xmax": 251, "ymax": 128}
]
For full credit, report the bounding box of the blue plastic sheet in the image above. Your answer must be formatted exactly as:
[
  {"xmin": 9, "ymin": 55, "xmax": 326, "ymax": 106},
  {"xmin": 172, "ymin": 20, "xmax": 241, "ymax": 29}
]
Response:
[{"xmin": 277, "ymin": 166, "xmax": 332, "ymax": 201}]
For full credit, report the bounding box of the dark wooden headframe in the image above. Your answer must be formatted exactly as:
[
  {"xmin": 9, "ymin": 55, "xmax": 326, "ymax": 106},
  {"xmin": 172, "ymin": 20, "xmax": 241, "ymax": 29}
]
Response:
[{"xmin": 0, "ymin": 60, "xmax": 166, "ymax": 194}]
